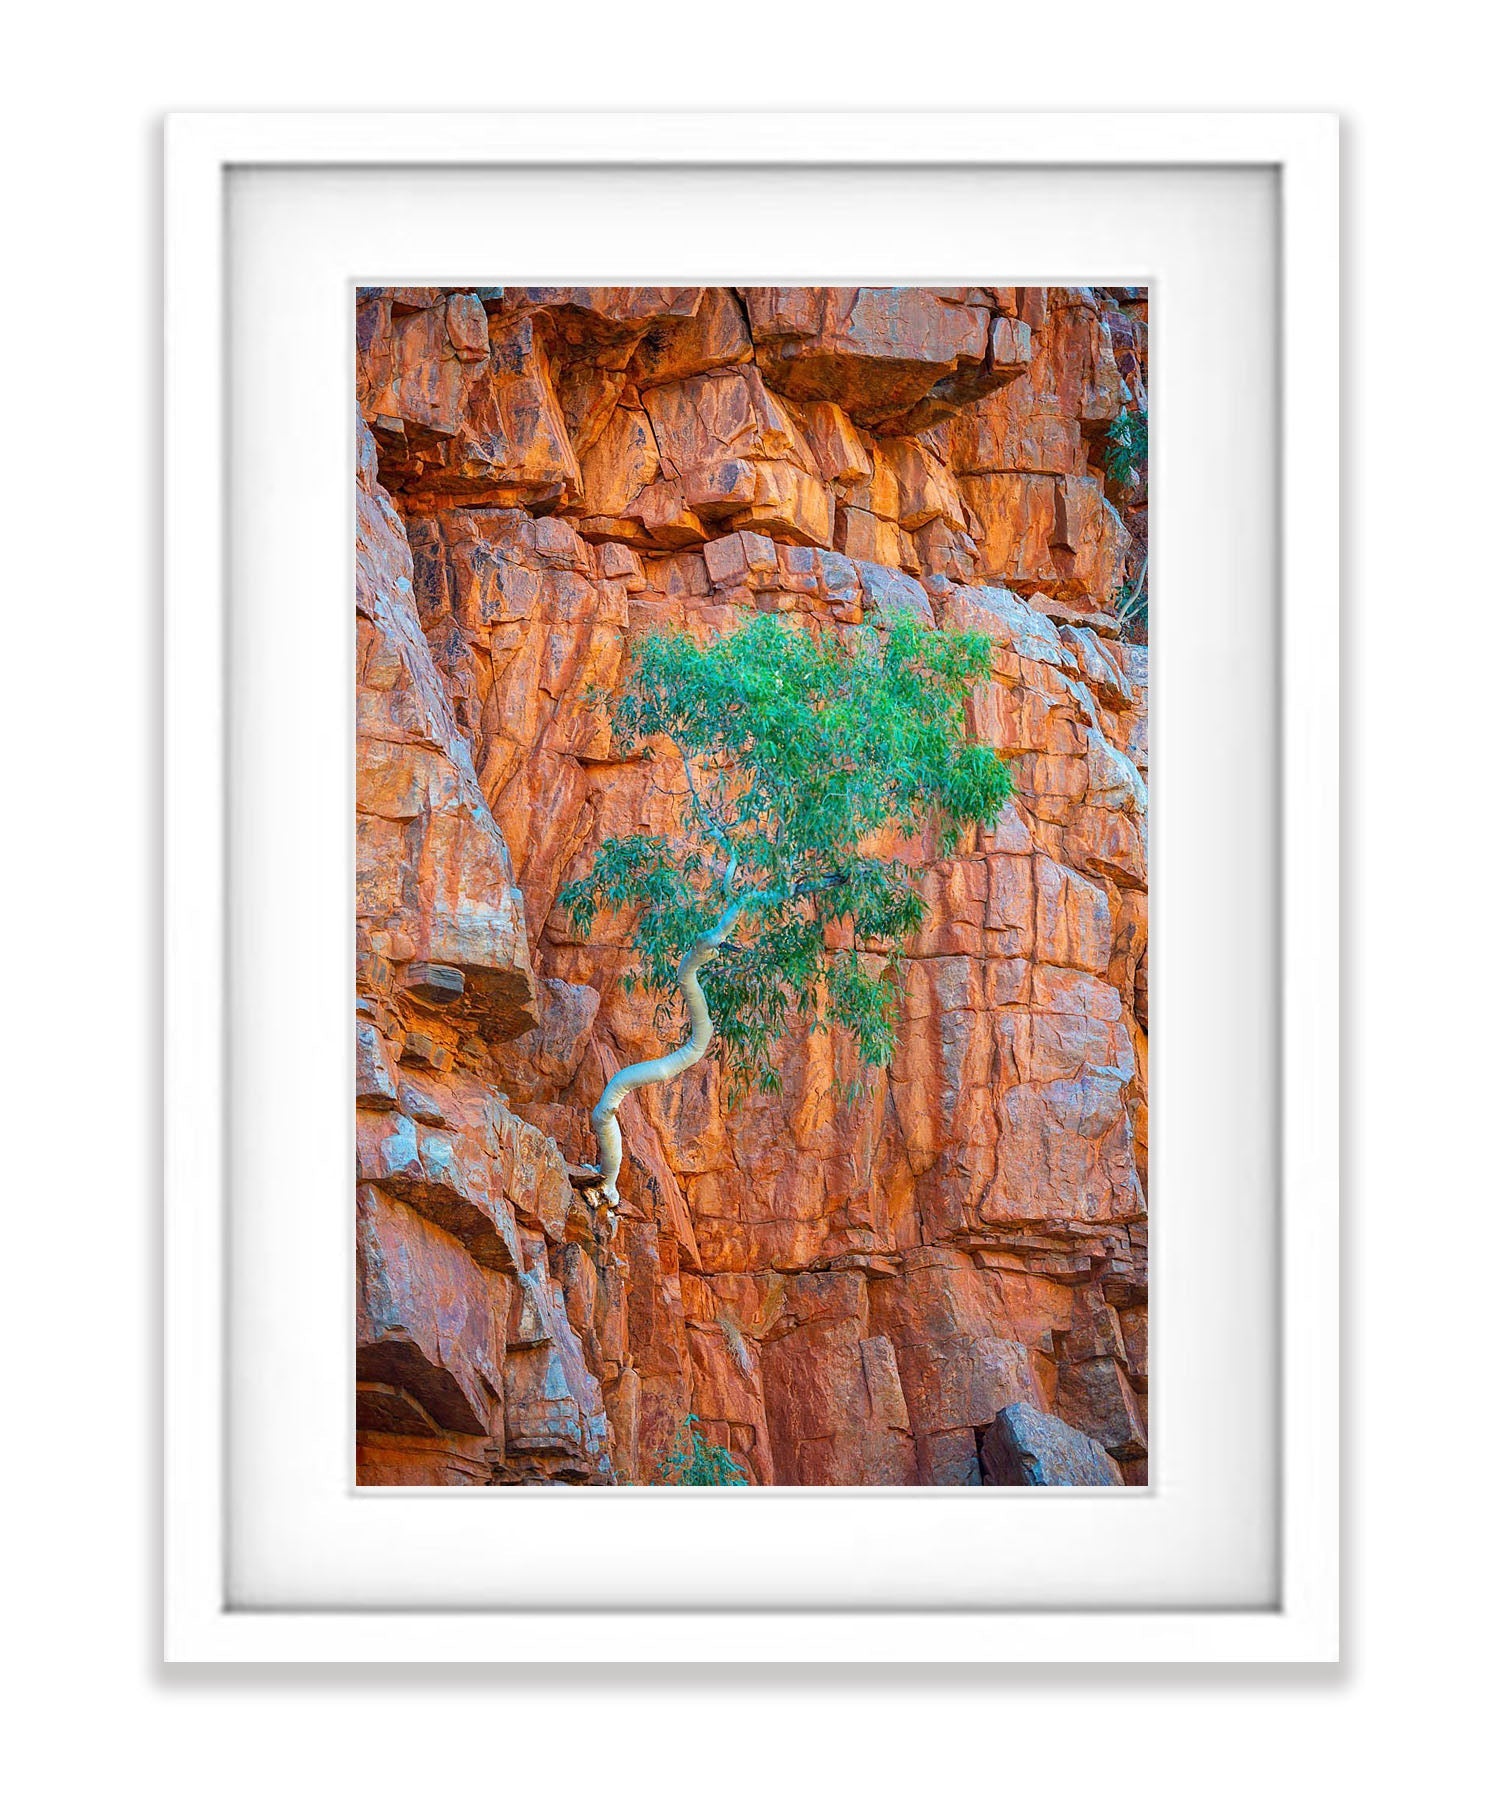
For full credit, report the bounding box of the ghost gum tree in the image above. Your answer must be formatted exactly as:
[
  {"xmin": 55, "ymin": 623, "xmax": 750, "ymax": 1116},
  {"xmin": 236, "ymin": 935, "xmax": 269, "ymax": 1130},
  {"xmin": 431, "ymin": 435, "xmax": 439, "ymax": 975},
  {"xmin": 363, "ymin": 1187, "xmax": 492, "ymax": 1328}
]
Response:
[{"xmin": 560, "ymin": 609, "xmax": 1013, "ymax": 1239}]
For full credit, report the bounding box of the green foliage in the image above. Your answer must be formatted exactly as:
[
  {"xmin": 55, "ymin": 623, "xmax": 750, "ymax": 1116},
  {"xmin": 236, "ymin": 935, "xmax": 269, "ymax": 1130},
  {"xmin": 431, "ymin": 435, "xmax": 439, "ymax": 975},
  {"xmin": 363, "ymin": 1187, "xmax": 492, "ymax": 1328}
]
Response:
[
  {"xmin": 560, "ymin": 610, "xmax": 1012, "ymax": 1100},
  {"xmin": 1102, "ymin": 406, "xmax": 1148, "ymax": 489},
  {"xmin": 656, "ymin": 1414, "xmax": 750, "ymax": 1486}
]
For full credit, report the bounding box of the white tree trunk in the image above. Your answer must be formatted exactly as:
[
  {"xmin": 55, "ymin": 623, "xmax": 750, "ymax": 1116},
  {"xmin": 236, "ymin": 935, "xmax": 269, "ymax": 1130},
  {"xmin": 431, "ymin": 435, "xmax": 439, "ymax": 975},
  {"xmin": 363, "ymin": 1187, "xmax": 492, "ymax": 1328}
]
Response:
[{"xmin": 587, "ymin": 900, "xmax": 741, "ymax": 1235}]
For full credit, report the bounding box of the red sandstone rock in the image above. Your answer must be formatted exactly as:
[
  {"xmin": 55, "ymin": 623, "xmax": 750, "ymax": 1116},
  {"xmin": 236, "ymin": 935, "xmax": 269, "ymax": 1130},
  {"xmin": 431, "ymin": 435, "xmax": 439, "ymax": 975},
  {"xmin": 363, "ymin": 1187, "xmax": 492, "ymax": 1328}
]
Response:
[
  {"xmin": 356, "ymin": 417, "xmax": 538, "ymax": 1042},
  {"xmin": 959, "ymin": 471, "xmax": 1130, "ymax": 601},
  {"xmin": 640, "ymin": 365, "xmax": 833, "ymax": 545},
  {"xmin": 629, "ymin": 286, "xmax": 754, "ymax": 388},
  {"xmin": 743, "ymin": 286, "xmax": 996, "ymax": 427},
  {"xmin": 353, "ymin": 288, "xmax": 1148, "ymax": 1487},
  {"xmin": 357, "ymin": 1184, "xmax": 509, "ymax": 1441}
]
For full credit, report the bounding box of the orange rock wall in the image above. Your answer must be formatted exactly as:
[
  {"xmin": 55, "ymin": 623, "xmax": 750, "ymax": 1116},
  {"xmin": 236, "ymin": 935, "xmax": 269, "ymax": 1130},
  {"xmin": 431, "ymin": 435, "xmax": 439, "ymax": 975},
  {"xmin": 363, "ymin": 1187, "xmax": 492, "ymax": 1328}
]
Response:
[{"xmin": 354, "ymin": 286, "xmax": 1149, "ymax": 1486}]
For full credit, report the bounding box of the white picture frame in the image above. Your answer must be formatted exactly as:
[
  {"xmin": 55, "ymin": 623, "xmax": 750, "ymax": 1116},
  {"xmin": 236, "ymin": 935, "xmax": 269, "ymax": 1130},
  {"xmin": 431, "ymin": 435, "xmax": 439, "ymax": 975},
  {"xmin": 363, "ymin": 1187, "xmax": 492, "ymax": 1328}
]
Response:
[{"xmin": 164, "ymin": 111, "xmax": 1338, "ymax": 1663}]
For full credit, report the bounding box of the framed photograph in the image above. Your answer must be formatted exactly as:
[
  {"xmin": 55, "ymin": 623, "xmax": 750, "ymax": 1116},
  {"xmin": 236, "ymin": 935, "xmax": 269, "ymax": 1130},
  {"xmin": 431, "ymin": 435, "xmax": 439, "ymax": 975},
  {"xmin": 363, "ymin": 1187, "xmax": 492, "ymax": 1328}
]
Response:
[{"xmin": 165, "ymin": 111, "xmax": 1338, "ymax": 1662}]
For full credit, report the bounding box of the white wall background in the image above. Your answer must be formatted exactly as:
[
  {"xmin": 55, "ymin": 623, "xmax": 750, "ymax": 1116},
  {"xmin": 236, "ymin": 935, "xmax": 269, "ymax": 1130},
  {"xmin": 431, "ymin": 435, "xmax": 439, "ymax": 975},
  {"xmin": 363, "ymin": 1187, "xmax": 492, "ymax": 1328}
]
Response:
[{"xmin": 2, "ymin": 4, "xmax": 1489, "ymax": 1793}]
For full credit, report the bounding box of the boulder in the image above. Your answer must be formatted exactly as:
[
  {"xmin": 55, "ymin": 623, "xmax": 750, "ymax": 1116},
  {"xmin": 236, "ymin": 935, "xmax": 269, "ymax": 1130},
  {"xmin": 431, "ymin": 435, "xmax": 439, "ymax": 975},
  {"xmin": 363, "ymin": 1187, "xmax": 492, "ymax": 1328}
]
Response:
[{"xmin": 979, "ymin": 1401, "xmax": 1124, "ymax": 1486}]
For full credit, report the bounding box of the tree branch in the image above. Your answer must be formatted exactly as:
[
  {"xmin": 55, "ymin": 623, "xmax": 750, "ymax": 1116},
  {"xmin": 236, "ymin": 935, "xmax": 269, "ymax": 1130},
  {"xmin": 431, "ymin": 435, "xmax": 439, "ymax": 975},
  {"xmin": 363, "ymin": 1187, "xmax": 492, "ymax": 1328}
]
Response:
[
  {"xmin": 791, "ymin": 870, "xmax": 849, "ymax": 899},
  {"xmin": 680, "ymin": 752, "xmax": 727, "ymax": 842},
  {"xmin": 586, "ymin": 894, "xmax": 744, "ymax": 1235}
]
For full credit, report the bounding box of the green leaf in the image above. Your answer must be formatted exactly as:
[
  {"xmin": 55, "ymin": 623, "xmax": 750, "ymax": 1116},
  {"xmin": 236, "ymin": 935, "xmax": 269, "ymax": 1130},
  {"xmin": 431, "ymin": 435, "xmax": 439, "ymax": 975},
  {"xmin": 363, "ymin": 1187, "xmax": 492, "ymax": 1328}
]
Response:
[{"xmin": 1102, "ymin": 406, "xmax": 1148, "ymax": 489}]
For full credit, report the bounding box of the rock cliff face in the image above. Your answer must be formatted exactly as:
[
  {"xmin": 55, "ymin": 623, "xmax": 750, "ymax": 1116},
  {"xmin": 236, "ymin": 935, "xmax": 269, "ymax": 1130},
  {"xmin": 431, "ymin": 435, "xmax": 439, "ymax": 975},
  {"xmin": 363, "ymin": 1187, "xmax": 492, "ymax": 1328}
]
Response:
[{"xmin": 354, "ymin": 286, "xmax": 1148, "ymax": 1486}]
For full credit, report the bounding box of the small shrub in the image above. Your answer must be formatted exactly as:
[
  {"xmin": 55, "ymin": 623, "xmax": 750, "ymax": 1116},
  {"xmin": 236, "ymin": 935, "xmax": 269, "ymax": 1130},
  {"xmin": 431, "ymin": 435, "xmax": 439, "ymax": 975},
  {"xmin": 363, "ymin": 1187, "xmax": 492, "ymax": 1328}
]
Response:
[
  {"xmin": 656, "ymin": 1413, "xmax": 749, "ymax": 1486},
  {"xmin": 1102, "ymin": 406, "xmax": 1148, "ymax": 490}
]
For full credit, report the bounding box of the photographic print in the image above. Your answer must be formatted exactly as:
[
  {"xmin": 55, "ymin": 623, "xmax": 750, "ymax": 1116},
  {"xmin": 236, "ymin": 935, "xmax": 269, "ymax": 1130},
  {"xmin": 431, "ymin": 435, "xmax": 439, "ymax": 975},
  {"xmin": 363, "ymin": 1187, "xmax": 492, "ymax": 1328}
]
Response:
[{"xmin": 355, "ymin": 285, "xmax": 1148, "ymax": 1487}]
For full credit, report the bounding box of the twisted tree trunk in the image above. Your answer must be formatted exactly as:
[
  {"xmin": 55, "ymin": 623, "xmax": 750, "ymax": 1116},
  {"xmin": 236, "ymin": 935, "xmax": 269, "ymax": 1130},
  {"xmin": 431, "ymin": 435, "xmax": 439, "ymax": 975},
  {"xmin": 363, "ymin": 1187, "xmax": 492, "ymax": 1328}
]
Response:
[{"xmin": 587, "ymin": 898, "xmax": 742, "ymax": 1235}]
